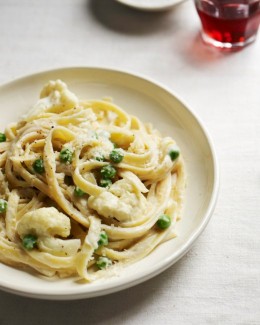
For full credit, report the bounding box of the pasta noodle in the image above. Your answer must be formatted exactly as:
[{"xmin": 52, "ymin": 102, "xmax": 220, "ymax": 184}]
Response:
[{"xmin": 0, "ymin": 80, "xmax": 185, "ymax": 281}]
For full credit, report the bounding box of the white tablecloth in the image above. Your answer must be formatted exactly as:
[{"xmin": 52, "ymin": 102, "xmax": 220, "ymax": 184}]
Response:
[{"xmin": 0, "ymin": 0, "xmax": 259, "ymax": 324}]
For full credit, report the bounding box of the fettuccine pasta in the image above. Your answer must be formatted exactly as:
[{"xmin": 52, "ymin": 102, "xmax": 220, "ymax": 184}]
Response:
[{"xmin": 0, "ymin": 80, "xmax": 185, "ymax": 281}]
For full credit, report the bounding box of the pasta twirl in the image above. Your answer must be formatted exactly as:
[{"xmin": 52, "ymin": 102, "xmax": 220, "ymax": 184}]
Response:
[{"xmin": 0, "ymin": 80, "xmax": 185, "ymax": 281}]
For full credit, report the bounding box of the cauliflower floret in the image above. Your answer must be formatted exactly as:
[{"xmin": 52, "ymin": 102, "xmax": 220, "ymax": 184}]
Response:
[
  {"xmin": 16, "ymin": 207, "xmax": 81, "ymax": 256},
  {"xmin": 25, "ymin": 80, "xmax": 78, "ymax": 118},
  {"xmin": 40, "ymin": 80, "xmax": 78, "ymax": 110},
  {"xmin": 16, "ymin": 207, "xmax": 70, "ymax": 238},
  {"xmin": 88, "ymin": 179, "xmax": 147, "ymax": 223}
]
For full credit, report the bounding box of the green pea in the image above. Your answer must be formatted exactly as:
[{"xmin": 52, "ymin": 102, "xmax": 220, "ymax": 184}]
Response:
[
  {"xmin": 33, "ymin": 159, "xmax": 45, "ymax": 174},
  {"xmin": 96, "ymin": 256, "xmax": 112, "ymax": 270},
  {"xmin": 156, "ymin": 214, "xmax": 171, "ymax": 230},
  {"xmin": 100, "ymin": 165, "xmax": 116, "ymax": 180},
  {"xmin": 60, "ymin": 148, "xmax": 73, "ymax": 164},
  {"xmin": 169, "ymin": 148, "xmax": 180, "ymax": 161},
  {"xmin": 0, "ymin": 133, "xmax": 6, "ymax": 142},
  {"xmin": 99, "ymin": 179, "xmax": 112, "ymax": 188},
  {"xmin": 74, "ymin": 186, "xmax": 85, "ymax": 197},
  {"xmin": 109, "ymin": 149, "xmax": 124, "ymax": 163},
  {"xmin": 22, "ymin": 234, "xmax": 38, "ymax": 250},
  {"xmin": 0, "ymin": 199, "xmax": 7, "ymax": 213},
  {"xmin": 98, "ymin": 232, "xmax": 108, "ymax": 247}
]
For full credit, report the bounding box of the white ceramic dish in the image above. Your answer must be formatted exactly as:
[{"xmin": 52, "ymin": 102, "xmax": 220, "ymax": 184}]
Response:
[
  {"xmin": 0, "ymin": 67, "xmax": 219, "ymax": 300},
  {"xmin": 115, "ymin": 0, "xmax": 186, "ymax": 11}
]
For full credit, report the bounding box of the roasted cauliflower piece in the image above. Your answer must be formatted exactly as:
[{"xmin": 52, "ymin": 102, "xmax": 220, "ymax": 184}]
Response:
[{"xmin": 16, "ymin": 207, "xmax": 80, "ymax": 256}]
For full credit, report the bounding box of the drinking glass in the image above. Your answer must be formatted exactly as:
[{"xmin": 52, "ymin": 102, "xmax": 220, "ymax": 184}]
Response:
[{"xmin": 194, "ymin": 0, "xmax": 260, "ymax": 49}]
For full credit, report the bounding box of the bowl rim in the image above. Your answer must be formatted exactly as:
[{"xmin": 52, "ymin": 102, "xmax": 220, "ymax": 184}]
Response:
[{"xmin": 115, "ymin": 0, "xmax": 187, "ymax": 11}]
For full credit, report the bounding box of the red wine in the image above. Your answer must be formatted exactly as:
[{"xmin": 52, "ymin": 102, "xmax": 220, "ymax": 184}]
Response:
[{"xmin": 196, "ymin": 0, "xmax": 260, "ymax": 45}]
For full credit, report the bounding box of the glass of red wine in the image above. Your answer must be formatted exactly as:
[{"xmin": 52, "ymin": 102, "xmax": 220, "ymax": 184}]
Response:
[{"xmin": 195, "ymin": 0, "xmax": 260, "ymax": 49}]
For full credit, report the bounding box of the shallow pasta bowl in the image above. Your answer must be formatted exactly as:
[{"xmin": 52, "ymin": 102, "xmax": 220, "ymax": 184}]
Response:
[{"xmin": 0, "ymin": 67, "xmax": 219, "ymax": 300}]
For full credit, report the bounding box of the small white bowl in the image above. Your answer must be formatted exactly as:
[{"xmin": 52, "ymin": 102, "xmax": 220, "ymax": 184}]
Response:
[
  {"xmin": 115, "ymin": 0, "xmax": 187, "ymax": 11},
  {"xmin": 0, "ymin": 67, "xmax": 219, "ymax": 300}
]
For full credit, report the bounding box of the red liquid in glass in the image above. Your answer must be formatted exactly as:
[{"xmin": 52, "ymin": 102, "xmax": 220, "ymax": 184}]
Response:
[{"xmin": 196, "ymin": 1, "xmax": 260, "ymax": 44}]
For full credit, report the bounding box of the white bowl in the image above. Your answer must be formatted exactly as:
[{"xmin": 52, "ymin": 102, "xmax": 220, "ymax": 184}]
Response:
[
  {"xmin": 115, "ymin": 0, "xmax": 187, "ymax": 11},
  {"xmin": 0, "ymin": 67, "xmax": 219, "ymax": 300}
]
